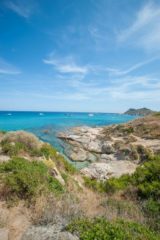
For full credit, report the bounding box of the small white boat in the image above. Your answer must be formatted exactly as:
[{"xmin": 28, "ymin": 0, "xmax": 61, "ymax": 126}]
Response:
[
  {"xmin": 39, "ymin": 113, "xmax": 44, "ymax": 116},
  {"xmin": 88, "ymin": 113, "xmax": 94, "ymax": 117},
  {"xmin": 7, "ymin": 113, "xmax": 12, "ymax": 116}
]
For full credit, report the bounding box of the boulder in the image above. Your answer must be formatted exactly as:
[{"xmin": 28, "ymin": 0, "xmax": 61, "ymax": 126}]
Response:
[
  {"xmin": 70, "ymin": 148, "xmax": 88, "ymax": 161},
  {"xmin": 0, "ymin": 155, "xmax": 10, "ymax": 163},
  {"xmin": 81, "ymin": 161, "xmax": 137, "ymax": 180},
  {"xmin": 101, "ymin": 143, "xmax": 115, "ymax": 154},
  {"xmin": 100, "ymin": 154, "xmax": 115, "ymax": 162},
  {"xmin": 81, "ymin": 163, "xmax": 112, "ymax": 180},
  {"xmin": 87, "ymin": 141, "xmax": 102, "ymax": 153}
]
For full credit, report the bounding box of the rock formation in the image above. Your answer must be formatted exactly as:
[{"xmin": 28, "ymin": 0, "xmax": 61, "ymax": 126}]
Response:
[{"xmin": 59, "ymin": 114, "xmax": 160, "ymax": 180}]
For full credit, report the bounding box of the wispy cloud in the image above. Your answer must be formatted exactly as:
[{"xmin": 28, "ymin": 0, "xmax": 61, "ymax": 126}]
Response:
[
  {"xmin": 0, "ymin": 58, "xmax": 21, "ymax": 75},
  {"xmin": 43, "ymin": 54, "xmax": 89, "ymax": 74},
  {"xmin": 105, "ymin": 74, "xmax": 160, "ymax": 102},
  {"xmin": 5, "ymin": 0, "xmax": 35, "ymax": 18},
  {"xmin": 118, "ymin": 2, "xmax": 160, "ymax": 51},
  {"xmin": 106, "ymin": 56, "xmax": 160, "ymax": 76}
]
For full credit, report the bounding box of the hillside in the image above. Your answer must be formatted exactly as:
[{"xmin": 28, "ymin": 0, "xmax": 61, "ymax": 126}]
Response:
[
  {"xmin": 124, "ymin": 107, "xmax": 154, "ymax": 116},
  {"xmin": 0, "ymin": 115, "xmax": 160, "ymax": 239}
]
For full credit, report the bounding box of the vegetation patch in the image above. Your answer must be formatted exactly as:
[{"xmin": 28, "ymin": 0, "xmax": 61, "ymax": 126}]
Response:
[
  {"xmin": 0, "ymin": 157, "xmax": 64, "ymax": 201},
  {"xmin": 84, "ymin": 155, "xmax": 160, "ymax": 232},
  {"xmin": 67, "ymin": 218, "xmax": 159, "ymax": 240}
]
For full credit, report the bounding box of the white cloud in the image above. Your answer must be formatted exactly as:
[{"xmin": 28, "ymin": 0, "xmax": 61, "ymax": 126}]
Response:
[
  {"xmin": 0, "ymin": 58, "xmax": 21, "ymax": 75},
  {"xmin": 5, "ymin": 0, "xmax": 34, "ymax": 18},
  {"xmin": 43, "ymin": 55, "xmax": 88, "ymax": 74},
  {"xmin": 118, "ymin": 2, "xmax": 160, "ymax": 51}
]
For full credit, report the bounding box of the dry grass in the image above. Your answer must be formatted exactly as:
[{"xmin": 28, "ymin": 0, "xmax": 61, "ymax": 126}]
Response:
[
  {"xmin": 0, "ymin": 201, "xmax": 31, "ymax": 240},
  {"xmin": 2, "ymin": 131, "xmax": 43, "ymax": 150}
]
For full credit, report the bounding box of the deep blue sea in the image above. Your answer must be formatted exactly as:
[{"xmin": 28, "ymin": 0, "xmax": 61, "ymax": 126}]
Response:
[{"xmin": 0, "ymin": 111, "xmax": 137, "ymax": 154}]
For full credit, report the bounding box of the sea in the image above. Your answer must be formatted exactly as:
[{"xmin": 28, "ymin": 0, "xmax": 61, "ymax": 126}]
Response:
[{"xmin": 0, "ymin": 111, "xmax": 137, "ymax": 157}]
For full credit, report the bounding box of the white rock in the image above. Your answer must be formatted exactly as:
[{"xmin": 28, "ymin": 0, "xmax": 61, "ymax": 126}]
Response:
[
  {"xmin": 0, "ymin": 155, "xmax": 10, "ymax": 163},
  {"xmin": 87, "ymin": 141, "xmax": 102, "ymax": 153},
  {"xmin": 0, "ymin": 228, "xmax": 9, "ymax": 240},
  {"xmin": 81, "ymin": 161, "xmax": 137, "ymax": 180}
]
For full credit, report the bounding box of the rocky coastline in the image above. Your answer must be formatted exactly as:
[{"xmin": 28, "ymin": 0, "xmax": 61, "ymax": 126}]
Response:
[
  {"xmin": 58, "ymin": 114, "xmax": 160, "ymax": 180},
  {"xmin": 0, "ymin": 113, "xmax": 160, "ymax": 239}
]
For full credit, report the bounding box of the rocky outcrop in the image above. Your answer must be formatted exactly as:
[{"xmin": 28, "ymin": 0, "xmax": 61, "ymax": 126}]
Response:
[
  {"xmin": 81, "ymin": 161, "xmax": 137, "ymax": 180},
  {"xmin": 22, "ymin": 226, "xmax": 79, "ymax": 240},
  {"xmin": 58, "ymin": 114, "xmax": 160, "ymax": 180}
]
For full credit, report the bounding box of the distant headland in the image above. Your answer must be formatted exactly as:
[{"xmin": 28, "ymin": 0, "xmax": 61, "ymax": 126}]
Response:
[{"xmin": 124, "ymin": 107, "xmax": 155, "ymax": 116}]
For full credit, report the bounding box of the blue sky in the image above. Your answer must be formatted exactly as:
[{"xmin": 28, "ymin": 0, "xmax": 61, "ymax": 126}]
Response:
[{"xmin": 0, "ymin": 0, "xmax": 160, "ymax": 112}]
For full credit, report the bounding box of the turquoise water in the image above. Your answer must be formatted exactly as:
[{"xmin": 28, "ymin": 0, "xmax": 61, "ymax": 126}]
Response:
[{"xmin": 0, "ymin": 111, "xmax": 137, "ymax": 152}]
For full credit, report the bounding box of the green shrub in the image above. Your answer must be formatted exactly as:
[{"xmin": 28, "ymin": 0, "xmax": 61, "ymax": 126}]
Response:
[
  {"xmin": 124, "ymin": 126, "xmax": 134, "ymax": 134},
  {"xmin": 85, "ymin": 155, "xmax": 160, "ymax": 198},
  {"xmin": 40, "ymin": 144, "xmax": 57, "ymax": 159},
  {"xmin": 104, "ymin": 174, "xmax": 131, "ymax": 194},
  {"xmin": 84, "ymin": 174, "xmax": 131, "ymax": 194},
  {"xmin": 1, "ymin": 140, "xmax": 41, "ymax": 157},
  {"xmin": 1, "ymin": 142, "xmax": 27, "ymax": 157},
  {"xmin": 0, "ymin": 157, "xmax": 64, "ymax": 200},
  {"xmin": 83, "ymin": 177, "xmax": 105, "ymax": 193},
  {"xmin": 67, "ymin": 218, "xmax": 159, "ymax": 240},
  {"xmin": 1, "ymin": 139, "xmax": 76, "ymax": 175},
  {"xmin": 142, "ymin": 199, "xmax": 160, "ymax": 231},
  {"xmin": 132, "ymin": 156, "xmax": 160, "ymax": 200},
  {"xmin": 48, "ymin": 176, "xmax": 64, "ymax": 194}
]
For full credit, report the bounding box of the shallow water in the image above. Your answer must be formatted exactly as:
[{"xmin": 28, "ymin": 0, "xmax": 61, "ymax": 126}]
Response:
[
  {"xmin": 0, "ymin": 111, "xmax": 137, "ymax": 167},
  {"xmin": 0, "ymin": 111, "xmax": 137, "ymax": 147}
]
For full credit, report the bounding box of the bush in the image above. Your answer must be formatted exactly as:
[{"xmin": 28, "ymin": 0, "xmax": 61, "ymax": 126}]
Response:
[
  {"xmin": 1, "ymin": 131, "xmax": 42, "ymax": 151},
  {"xmin": 84, "ymin": 174, "xmax": 131, "ymax": 194},
  {"xmin": 0, "ymin": 157, "xmax": 64, "ymax": 200},
  {"xmin": 1, "ymin": 142, "xmax": 27, "ymax": 157},
  {"xmin": 104, "ymin": 174, "xmax": 131, "ymax": 194},
  {"xmin": 1, "ymin": 137, "xmax": 41, "ymax": 157},
  {"xmin": 142, "ymin": 199, "xmax": 160, "ymax": 231},
  {"xmin": 67, "ymin": 218, "xmax": 159, "ymax": 240},
  {"xmin": 83, "ymin": 177, "xmax": 105, "ymax": 193},
  {"xmin": 123, "ymin": 126, "xmax": 134, "ymax": 134},
  {"xmin": 131, "ymin": 156, "xmax": 160, "ymax": 200}
]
